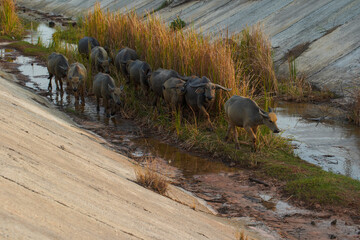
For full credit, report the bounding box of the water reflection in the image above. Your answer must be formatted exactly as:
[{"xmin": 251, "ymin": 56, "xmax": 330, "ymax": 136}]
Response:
[
  {"xmin": 276, "ymin": 102, "xmax": 360, "ymax": 180},
  {"xmin": 23, "ymin": 23, "xmax": 56, "ymax": 46},
  {"xmin": 135, "ymin": 138, "xmax": 234, "ymax": 177}
]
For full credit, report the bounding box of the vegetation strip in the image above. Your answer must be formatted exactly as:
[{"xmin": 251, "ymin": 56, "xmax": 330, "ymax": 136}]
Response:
[{"xmin": 1, "ymin": 1, "xmax": 359, "ymax": 214}]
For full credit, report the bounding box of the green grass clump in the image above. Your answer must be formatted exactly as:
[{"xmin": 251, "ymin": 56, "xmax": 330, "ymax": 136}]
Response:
[
  {"xmin": 169, "ymin": 16, "xmax": 186, "ymax": 31},
  {"xmin": 0, "ymin": 0, "xmax": 24, "ymax": 39},
  {"xmin": 7, "ymin": 40, "xmax": 49, "ymax": 60}
]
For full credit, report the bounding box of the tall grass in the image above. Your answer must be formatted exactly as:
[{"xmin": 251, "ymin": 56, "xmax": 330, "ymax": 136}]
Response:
[
  {"xmin": 83, "ymin": 4, "xmax": 239, "ymax": 111},
  {"xmin": 0, "ymin": 0, "xmax": 24, "ymax": 38},
  {"xmin": 230, "ymin": 25, "xmax": 278, "ymax": 96}
]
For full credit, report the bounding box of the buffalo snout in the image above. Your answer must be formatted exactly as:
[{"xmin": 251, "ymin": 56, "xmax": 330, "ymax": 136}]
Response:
[
  {"xmin": 73, "ymin": 88, "xmax": 78, "ymax": 92},
  {"xmin": 273, "ymin": 129, "xmax": 280, "ymax": 134}
]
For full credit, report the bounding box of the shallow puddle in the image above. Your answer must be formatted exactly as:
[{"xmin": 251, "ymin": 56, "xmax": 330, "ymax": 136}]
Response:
[{"xmin": 23, "ymin": 23, "xmax": 56, "ymax": 46}]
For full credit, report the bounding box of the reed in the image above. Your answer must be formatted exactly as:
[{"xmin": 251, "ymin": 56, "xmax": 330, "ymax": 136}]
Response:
[{"xmin": 0, "ymin": 0, "xmax": 24, "ymax": 38}]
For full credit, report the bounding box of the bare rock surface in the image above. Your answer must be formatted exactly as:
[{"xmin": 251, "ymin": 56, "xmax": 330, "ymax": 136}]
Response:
[{"xmin": 0, "ymin": 73, "xmax": 267, "ymax": 239}]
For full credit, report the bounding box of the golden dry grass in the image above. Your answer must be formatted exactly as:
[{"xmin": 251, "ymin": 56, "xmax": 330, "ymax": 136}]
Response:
[
  {"xmin": 135, "ymin": 162, "xmax": 169, "ymax": 195},
  {"xmin": 80, "ymin": 3, "xmax": 277, "ymax": 111},
  {"xmin": 0, "ymin": 0, "xmax": 24, "ymax": 38}
]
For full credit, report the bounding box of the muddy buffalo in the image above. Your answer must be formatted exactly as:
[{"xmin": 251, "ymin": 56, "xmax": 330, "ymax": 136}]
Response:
[
  {"xmin": 149, "ymin": 68, "xmax": 189, "ymax": 106},
  {"xmin": 114, "ymin": 47, "xmax": 139, "ymax": 82},
  {"xmin": 184, "ymin": 76, "xmax": 231, "ymax": 130},
  {"xmin": 93, "ymin": 72, "xmax": 123, "ymax": 117},
  {"xmin": 126, "ymin": 59, "xmax": 152, "ymax": 93},
  {"xmin": 90, "ymin": 46, "xmax": 110, "ymax": 74},
  {"xmin": 224, "ymin": 95, "xmax": 280, "ymax": 150},
  {"xmin": 67, "ymin": 62, "xmax": 87, "ymax": 104},
  {"xmin": 162, "ymin": 77, "xmax": 186, "ymax": 112},
  {"xmin": 47, "ymin": 52, "xmax": 69, "ymax": 92},
  {"xmin": 78, "ymin": 37, "xmax": 100, "ymax": 56}
]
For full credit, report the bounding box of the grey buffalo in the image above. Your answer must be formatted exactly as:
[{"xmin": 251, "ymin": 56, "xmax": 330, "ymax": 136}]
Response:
[
  {"xmin": 126, "ymin": 60, "xmax": 152, "ymax": 93},
  {"xmin": 47, "ymin": 52, "xmax": 69, "ymax": 92},
  {"xmin": 93, "ymin": 73, "xmax": 123, "ymax": 117},
  {"xmin": 114, "ymin": 47, "xmax": 139, "ymax": 82},
  {"xmin": 184, "ymin": 76, "xmax": 231, "ymax": 130},
  {"xmin": 149, "ymin": 68, "xmax": 189, "ymax": 106},
  {"xmin": 90, "ymin": 46, "xmax": 110, "ymax": 74},
  {"xmin": 224, "ymin": 95, "xmax": 280, "ymax": 150},
  {"xmin": 162, "ymin": 77, "xmax": 186, "ymax": 112},
  {"xmin": 67, "ymin": 62, "xmax": 87, "ymax": 104},
  {"xmin": 78, "ymin": 37, "xmax": 100, "ymax": 56}
]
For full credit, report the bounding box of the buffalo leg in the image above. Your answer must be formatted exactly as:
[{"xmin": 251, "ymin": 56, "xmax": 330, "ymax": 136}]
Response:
[
  {"xmin": 225, "ymin": 123, "xmax": 233, "ymax": 142},
  {"xmin": 233, "ymin": 126, "xmax": 239, "ymax": 149},
  {"xmin": 96, "ymin": 96, "xmax": 100, "ymax": 112},
  {"xmin": 59, "ymin": 78, "xmax": 64, "ymax": 92},
  {"xmin": 48, "ymin": 74, "xmax": 53, "ymax": 91},
  {"xmin": 199, "ymin": 105, "xmax": 213, "ymax": 131},
  {"xmin": 245, "ymin": 126, "xmax": 257, "ymax": 151},
  {"xmin": 80, "ymin": 90, "xmax": 85, "ymax": 105},
  {"xmin": 54, "ymin": 77, "xmax": 60, "ymax": 91}
]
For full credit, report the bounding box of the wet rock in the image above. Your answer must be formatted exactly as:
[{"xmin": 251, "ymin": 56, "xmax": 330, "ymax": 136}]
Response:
[
  {"xmin": 331, "ymin": 219, "xmax": 337, "ymax": 225},
  {"xmin": 48, "ymin": 21, "xmax": 55, "ymax": 27}
]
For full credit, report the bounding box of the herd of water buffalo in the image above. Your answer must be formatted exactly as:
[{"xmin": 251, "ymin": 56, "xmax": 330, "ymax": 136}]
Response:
[{"xmin": 46, "ymin": 36, "xmax": 280, "ymax": 149}]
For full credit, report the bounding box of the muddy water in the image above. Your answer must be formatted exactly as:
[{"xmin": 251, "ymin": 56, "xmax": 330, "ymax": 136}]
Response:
[{"xmin": 276, "ymin": 102, "xmax": 360, "ymax": 180}]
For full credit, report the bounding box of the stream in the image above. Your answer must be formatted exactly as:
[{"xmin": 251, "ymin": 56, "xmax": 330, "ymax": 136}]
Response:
[{"xmin": 1, "ymin": 17, "xmax": 360, "ymax": 239}]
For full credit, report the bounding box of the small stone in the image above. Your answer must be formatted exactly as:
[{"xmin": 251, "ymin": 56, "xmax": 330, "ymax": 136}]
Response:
[
  {"xmin": 328, "ymin": 234, "xmax": 336, "ymax": 239},
  {"xmin": 49, "ymin": 21, "xmax": 55, "ymax": 28},
  {"xmin": 311, "ymin": 220, "xmax": 316, "ymax": 226},
  {"xmin": 331, "ymin": 219, "xmax": 337, "ymax": 225}
]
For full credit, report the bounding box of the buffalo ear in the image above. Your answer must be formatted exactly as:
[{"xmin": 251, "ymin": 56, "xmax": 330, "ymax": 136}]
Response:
[{"xmin": 195, "ymin": 88, "xmax": 204, "ymax": 94}]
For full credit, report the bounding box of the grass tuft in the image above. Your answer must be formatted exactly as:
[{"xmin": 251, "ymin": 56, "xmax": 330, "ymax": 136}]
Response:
[
  {"xmin": 135, "ymin": 161, "xmax": 169, "ymax": 195},
  {"xmin": 347, "ymin": 88, "xmax": 360, "ymax": 126}
]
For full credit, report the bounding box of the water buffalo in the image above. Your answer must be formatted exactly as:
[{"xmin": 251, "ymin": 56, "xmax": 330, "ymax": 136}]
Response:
[
  {"xmin": 47, "ymin": 52, "xmax": 69, "ymax": 92},
  {"xmin": 93, "ymin": 73, "xmax": 124, "ymax": 117},
  {"xmin": 184, "ymin": 76, "xmax": 231, "ymax": 130},
  {"xmin": 67, "ymin": 62, "xmax": 87, "ymax": 104},
  {"xmin": 90, "ymin": 46, "xmax": 110, "ymax": 74},
  {"xmin": 126, "ymin": 59, "xmax": 152, "ymax": 93},
  {"xmin": 114, "ymin": 47, "xmax": 139, "ymax": 82},
  {"xmin": 78, "ymin": 37, "xmax": 100, "ymax": 56},
  {"xmin": 224, "ymin": 95, "xmax": 280, "ymax": 150},
  {"xmin": 149, "ymin": 68, "xmax": 189, "ymax": 106},
  {"xmin": 162, "ymin": 77, "xmax": 186, "ymax": 112}
]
